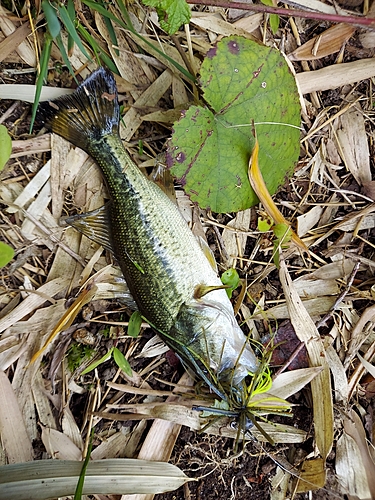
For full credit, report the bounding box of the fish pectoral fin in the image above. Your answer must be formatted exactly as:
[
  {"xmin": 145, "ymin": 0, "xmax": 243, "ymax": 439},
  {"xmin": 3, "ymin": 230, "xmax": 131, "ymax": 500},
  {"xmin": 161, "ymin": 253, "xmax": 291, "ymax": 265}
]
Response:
[
  {"xmin": 61, "ymin": 204, "xmax": 114, "ymax": 253},
  {"xmin": 196, "ymin": 236, "xmax": 218, "ymax": 272},
  {"xmin": 194, "ymin": 284, "xmax": 230, "ymax": 299},
  {"xmin": 94, "ymin": 269, "xmax": 138, "ymax": 310}
]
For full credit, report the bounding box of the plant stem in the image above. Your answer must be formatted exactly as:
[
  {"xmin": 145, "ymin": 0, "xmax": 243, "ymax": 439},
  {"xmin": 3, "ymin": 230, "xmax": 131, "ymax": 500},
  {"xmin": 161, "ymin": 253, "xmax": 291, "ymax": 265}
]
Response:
[{"xmin": 186, "ymin": 0, "xmax": 375, "ymax": 28}]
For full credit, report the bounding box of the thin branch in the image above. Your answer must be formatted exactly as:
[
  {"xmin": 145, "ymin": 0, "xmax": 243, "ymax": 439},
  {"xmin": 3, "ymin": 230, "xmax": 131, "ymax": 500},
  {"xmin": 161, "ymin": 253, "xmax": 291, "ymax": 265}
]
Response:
[{"xmin": 186, "ymin": 0, "xmax": 375, "ymax": 28}]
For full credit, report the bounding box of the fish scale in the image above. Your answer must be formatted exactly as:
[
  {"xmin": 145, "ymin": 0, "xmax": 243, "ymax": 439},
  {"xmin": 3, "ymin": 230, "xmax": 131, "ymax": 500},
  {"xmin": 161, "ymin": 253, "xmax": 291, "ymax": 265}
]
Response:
[
  {"xmin": 40, "ymin": 67, "xmax": 258, "ymax": 389},
  {"xmin": 95, "ymin": 133, "xmax": 221, "ymax": 331}
]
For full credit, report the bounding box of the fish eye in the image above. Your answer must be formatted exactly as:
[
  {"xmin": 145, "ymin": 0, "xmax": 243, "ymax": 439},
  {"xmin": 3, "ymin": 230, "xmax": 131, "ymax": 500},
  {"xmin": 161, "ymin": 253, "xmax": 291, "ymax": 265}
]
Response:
[{"xmin": 230, "ymin": 420, "xmax": 238, "ymax": 430}]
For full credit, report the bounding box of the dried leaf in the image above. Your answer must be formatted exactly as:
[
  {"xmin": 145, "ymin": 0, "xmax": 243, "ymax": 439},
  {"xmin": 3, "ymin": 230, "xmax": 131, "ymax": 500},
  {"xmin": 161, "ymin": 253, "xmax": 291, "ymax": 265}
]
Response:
[
  {"xmin": 122, "ymin": 71, "xmax": 173, "ymax": 141},
  {"xmin": 30, "ymin": 285, "xmax": 98, "ymax": 364},
  {"xmin": 41, "ymin": 426, "xmax": 82, "ymax": 460},
  {"xmin": 271, "ymin": 466, "xmax": 290, "ymax": 499},
  {"xmin": 358, "ymin": 353, "xmax": 375, "ymax": 378},
  {"xmin": 279, "ymin": 259, "xmax": 334, "ymax": 459},
  {"xmin": 31, "ymin": 370, "xmax": 57, "ymax": 430},
  {"xmin": 209, "ymin": 419, "xmax": 307, "ymax": 444},
  {"xmin": 335, "ymin": 106, "xmax": 371, "ymax": 187},
  {"xmin": 0, "ymin": 19, "xmax": 33, "ymax": 63},
  {"xmin": 296, "ymin": 205, "xmax": 324, "ymax": 237},
  {"xmin": 10, "ymin": 134, "xmax": 51, "ymax": 158},
  {"xmin": 252, "ymin": 296, "xmax": 336, "ymax": 320},
  {"xmin": 0, "ymin": 459, "xmax": 191, "ymax": 499},
  {"xmin": 296, "ymin": 58, "xmax": 375, "ymax": 94},
  {"xmin": 325, "ymin": 345, "xmax": 348, "ymax": 403},
  {"xmin": 338, "ymin": 409, "xmax": 375, "ymax": 499},
  {"xmin": 336, "ymin": 431, "xmax": 371, "ymax": 499},
  {"xmin": 294, "ymin": 458, "xmax": 326, "ymax": 493},
  {"xmin": 292, "ymin": 278, "xmax": 339, "ymax": 299},
  {"xmin": 190, "ymin": 13, "xmax": 258, "ymax": 40},
  {"xmin": 0, "ymin": 85, "xmax": 73, "ymax": 103},
  {"xmin": 62, "ymin": 407, "xmax": 84, "ymax": 451},
  {"xmin": 0, "ymin": 371, "xmax": 33, "ymax": 463},
  {"xmin": 7, "ymin": 161, "xmax": 51, "ymax": 214},
  {"xmin": 271, "ymin": 367, "xmax": 323, "ymax": 400},
  {"xmin": 222, "ymin": 210, "xmax": 251, "ymax": 268},
  {"xmin": 0, "ymin": 277, "xmax": 69, "ymax": 334},
  {"xmin": 0, "ymin": 6, "xmax": 36, "ymax": 67},
  {"xmin": 289, "ymin": 24, "xmax": 355, "ymax": 61}
]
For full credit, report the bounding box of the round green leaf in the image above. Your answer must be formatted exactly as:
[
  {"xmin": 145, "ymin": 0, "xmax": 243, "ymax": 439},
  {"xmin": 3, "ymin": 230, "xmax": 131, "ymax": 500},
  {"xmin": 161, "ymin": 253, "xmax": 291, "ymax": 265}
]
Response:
[
  {"xmin": 0, "ymin": 125, "xmax": 12, "ymax": 172},
  {"xmin": 273, "ymin": 223, "xmax": 292, "ymax": 242},
  {"xmin": 221, "ymin": 268, "xmax": 240, "ymax": 298},
  {"xmin": 258, "ymin": 217, "xmax": 273, "ymax": 232},
  {"xmin": 167, "ymin": 36, "xmax": 301, "ymax": 213},
  {"xmin": 0, "ymin": 242, "xmax": 14, "ymax": 268}
]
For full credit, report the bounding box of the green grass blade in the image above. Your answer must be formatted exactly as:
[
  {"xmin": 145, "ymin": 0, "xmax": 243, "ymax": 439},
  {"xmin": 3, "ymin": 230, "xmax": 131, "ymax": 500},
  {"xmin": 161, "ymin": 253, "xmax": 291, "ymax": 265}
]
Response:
[
  {"xmin": 113, "ymin": 347, "xmax": 132, "ymax": 376},
  {"xmin": 80, "ymin": 347, "xmax": 113, "ymax": 375},
  {"xmin": 55, "ymin": 34, "xmax": 79, "ymax": 84},
  {"xmin": 67, "ymin": 0, "xmax": 75, "ymax": 54},
  {"xmin": 103, "ymin": 14, "xmax": 119, "ymax": 56},
  {"xmin": 57, "ymin": 3, "xmax": 91, "ymax": 60},
  {"xmin": 0, "ymin": 124, "xmax": 12, "ymax": 171},
  {"xmin": 42, "ymin": 0, "xmax": 61, "ymax": 38},
  {"xmin": 74, "ymin": 430, "xmax": 94, "ymax": 500},
  {"xmin": 29, "ymin": 34, "xmax": 53, "ymax": 133},
  {"xmin": 81, "ymin": 0, "xmax": 128, "ymax": 29},
  {"xmin": 76, "ymin": 25, "xmax": 119, "ymax": 74},
  {"xmin": 128, "ymin": 310, "xmax": 142, "ymax": 338},
  {"xmin": 81, "ymin": 0, "xmax": 195, "ymax": 81},
  {"xmin": 114, "ymin": 0, "xmax": 135, "ymax": 29}
]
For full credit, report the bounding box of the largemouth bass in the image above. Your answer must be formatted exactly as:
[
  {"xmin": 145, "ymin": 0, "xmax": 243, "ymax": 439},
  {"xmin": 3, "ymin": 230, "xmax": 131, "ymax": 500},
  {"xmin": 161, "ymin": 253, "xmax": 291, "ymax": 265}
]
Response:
[{"xmin": 41, "ymin": 67, "xmax": 257, "ymax": 396}]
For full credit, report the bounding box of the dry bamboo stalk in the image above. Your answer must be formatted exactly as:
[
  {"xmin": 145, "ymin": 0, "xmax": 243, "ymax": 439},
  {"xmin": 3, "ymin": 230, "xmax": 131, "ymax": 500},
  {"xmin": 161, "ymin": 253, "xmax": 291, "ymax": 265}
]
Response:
[
  {"xmin": 296, "ymin": 58, "xmax": 375, "ymax": 94},
  {"xmin": 120, "ymin": 372, "xmax": 193, "ymax": 500}
]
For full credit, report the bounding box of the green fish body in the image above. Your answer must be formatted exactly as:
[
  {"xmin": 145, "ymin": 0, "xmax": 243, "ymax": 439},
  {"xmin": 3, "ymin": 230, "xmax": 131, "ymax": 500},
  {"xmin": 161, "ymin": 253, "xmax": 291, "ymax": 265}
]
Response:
[{"xmin": 41, "ymin": 68, "xmax": 257, "ymax": 390}]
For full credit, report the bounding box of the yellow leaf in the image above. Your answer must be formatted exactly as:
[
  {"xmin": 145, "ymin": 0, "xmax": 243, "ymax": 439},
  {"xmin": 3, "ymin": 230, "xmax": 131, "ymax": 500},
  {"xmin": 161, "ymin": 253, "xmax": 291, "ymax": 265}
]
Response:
[
  {"xmin": 30, "ymin": 286, "xmax": 97, "ymax": 364},
  {"xmin": 248, "ymin": 138, "xmax": 308, "ymax": 252}
]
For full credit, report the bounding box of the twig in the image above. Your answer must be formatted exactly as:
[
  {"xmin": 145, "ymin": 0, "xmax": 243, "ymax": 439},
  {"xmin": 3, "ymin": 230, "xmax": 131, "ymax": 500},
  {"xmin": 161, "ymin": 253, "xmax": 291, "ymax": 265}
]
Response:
[
  {"xmin": 273, "ymin": 341, "xmax": 307, "ymax": 378},
  {"xmin": 0, "ymin": 101, "xmax": 19, "ymax": 124},
  {"xmin": 186, "ymin": 0, "xmax": 375, "ymax": 28},
  {"xmin": 316, "ymin": 261, "xmax": 360, "ymax": 329},
  {"xmin": 171, "ymin": 35, "xmax": 196, "ymax": 77}
]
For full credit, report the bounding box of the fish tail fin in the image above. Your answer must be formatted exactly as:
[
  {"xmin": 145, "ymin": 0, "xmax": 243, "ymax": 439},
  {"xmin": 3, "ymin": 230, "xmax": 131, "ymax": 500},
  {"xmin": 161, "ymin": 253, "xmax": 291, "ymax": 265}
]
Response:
[{"xmin": 39, "ymin": 67, "xmax": 119, "ymax": 152}]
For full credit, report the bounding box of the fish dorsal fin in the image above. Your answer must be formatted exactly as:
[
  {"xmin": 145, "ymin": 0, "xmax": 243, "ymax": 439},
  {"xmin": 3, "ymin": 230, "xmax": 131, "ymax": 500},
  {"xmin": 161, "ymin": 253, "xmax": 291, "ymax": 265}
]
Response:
[
  {"xmin": 197, "ymin": 235, "xmax": 217, "ymax": 272},
  {"xmin": 62, "ymin": 204, "xmax": 114, "ymax": 253}
]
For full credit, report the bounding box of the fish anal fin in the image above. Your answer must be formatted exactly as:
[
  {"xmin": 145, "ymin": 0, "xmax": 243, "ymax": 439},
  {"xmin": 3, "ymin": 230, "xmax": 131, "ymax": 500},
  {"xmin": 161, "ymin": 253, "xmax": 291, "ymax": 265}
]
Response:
[{"xmin": 62, "ymin": 204, "xmax": 114, "ymax": 253}]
